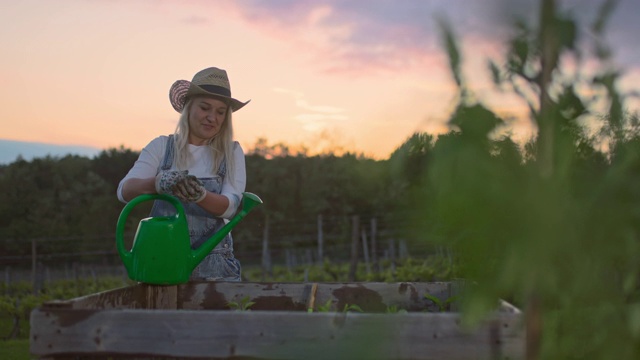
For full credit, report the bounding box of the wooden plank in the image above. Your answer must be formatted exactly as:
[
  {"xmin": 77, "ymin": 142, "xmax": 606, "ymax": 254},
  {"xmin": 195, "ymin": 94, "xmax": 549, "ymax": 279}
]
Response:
[
  {"xmin": 30, "ymin": 308, "xmax": 523, "ymax": 360},
  {"xmin": 144, "ymin": 284, "xmax": 177, "ymax": 309},
  {"xmin": 39, "ymin": 282, "xmax": 455, "ymax": 312},
  {"xmin": 314, "ymin": 282, "xmax": 452, "ymax": 313},
  {"xmin": 178, "ymin": 281, "xmax": 311, "ymax": 311},
  {"xmin": 40, "ymin": 284, "xmax": 177, "ymax": 310},
  {"xmin": 40, "ymin": 285, "xmax": 143, "ymax": 310}
]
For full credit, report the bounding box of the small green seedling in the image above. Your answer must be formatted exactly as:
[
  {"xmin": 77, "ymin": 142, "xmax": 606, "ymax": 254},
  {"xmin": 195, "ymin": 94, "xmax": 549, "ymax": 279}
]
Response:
[
  {"xmin": 342, "ymin": 303, "xmax": 363, "ymax": 313},
  {"xmin": 386, "ymin": 305, "xmax": 408, "ymax": 314},
  {"xmin": 318, "ymin": 299, "xmax": 334, "ymax": 312},
  {"xmin": 424, "ymin": 294, "xmax": 458, "ymax": 312},
  {"xmin": 308, "ymin": 299, "xmax": 333, "ymax": 313},
  {"xmin": 227, "ymin": 296, "xmax": 255, "ymax": 311}
]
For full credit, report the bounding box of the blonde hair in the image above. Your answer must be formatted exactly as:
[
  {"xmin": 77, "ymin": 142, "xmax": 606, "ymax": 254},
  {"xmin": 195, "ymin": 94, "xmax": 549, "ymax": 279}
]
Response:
[{"xmin": 172, "ymin": 97, "xmax": 236, "ymax": 182}]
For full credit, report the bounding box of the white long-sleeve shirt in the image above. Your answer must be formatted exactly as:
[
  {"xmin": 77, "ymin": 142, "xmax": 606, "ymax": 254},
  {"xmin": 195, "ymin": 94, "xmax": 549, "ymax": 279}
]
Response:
[{"xmin": 116, "ymin": 135, "xmax": 246, "ymax": 219}]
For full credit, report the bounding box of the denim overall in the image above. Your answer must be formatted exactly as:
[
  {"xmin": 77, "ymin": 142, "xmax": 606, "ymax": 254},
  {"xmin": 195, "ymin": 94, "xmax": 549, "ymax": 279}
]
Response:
[{"xmin": 149, "ymin": 135, "xmax": 242, "ymax": 281}]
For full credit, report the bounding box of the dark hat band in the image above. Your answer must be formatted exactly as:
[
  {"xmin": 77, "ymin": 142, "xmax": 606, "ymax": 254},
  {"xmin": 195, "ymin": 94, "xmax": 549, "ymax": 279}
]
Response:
[{"xmin": 197, "ymin": 84, "xmax": 231, "ymax": 97}]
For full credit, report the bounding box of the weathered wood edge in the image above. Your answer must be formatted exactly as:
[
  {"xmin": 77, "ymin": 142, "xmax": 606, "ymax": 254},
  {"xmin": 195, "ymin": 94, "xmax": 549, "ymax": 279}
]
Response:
[
  {"xmin": 41, "ymin": 283, "xmax": 178, "ymax": 310},
  {"xmin": 30, "ymin": 308, "xmax": 523, "ymax": 360},
  {"xmin": 39, "ymin": 281, "xmax": 457, "ymax": 312},
  {"xmin": 32, "ymin": 281, "xmax": 523, "ymax": 359}
]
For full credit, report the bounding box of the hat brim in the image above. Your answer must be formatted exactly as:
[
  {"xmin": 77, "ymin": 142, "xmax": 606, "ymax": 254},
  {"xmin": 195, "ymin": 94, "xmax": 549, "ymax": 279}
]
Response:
[{"xmin": 169, "ymin": 80, "xmax": 250, "ymax": 113}]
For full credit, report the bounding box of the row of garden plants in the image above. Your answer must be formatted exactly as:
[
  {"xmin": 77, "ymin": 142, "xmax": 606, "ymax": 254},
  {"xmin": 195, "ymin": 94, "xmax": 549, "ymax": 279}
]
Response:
[
  {"xmin": 242, "ymin": 255, "xmax": 458, "ymax": 283},
  {"xmin": 227, "ymin": 295, "xmax": 456, "ymax": 314}
]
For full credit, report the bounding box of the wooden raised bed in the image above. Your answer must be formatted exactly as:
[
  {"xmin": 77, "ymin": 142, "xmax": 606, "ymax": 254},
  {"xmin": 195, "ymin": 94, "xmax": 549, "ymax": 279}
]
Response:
[{"xmin": 30, "ymin": 281, "xmax": 524, "ymax": 359}]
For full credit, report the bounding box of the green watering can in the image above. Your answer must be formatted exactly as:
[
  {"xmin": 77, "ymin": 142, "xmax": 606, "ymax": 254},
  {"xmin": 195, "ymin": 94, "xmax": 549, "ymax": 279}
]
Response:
[{"xmin": 116, "ymin": 192, "xmax": 263, "ymax": 285}]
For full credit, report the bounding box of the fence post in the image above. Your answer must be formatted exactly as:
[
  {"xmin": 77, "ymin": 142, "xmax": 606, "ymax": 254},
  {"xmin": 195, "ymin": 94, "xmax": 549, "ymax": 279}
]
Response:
[
  {"xmin": 261, "ymin": 216, "xmax": 272, "ymax": 280},
  {"xmin": 31, "ymin": 238, "xmax": 37, "ymax": 295},
  {"xmin": 73, "ymin": 262, "xmax": 81, "ymax": 295},
  {"xmin": 370, "ymin": 217, "xmax": 378, "ymax": 273},
  {"xmin": 389, "ymin": 238, "xmax": 396, "ymax": 274},
  {"xmin": 399, "ymin": 239, "xmax": 409, "ymax": 259},
  {"xmin": 348, "ymin": 216, "xmax": 360, "ymax": 281},
  {"xmin": 285, "ymin": 249, "xmax": 292, "ymax": 272},
  {"xmin": 361, "ymin": 229, "xmax": 371, "ymax": 276},
  {"xmin": 317, "ymin": 214, "xmax": 324, "ymax": 264},
  {"xmin": 35, "ymin": 262, "xmax": 45, "ymax": 295}
]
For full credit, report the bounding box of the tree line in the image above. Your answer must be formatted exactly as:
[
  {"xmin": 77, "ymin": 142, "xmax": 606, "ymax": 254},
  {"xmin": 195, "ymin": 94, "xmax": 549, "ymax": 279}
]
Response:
[{"xmin": 0, "ymin": 141, "xmax": 410, "ymax": 263}]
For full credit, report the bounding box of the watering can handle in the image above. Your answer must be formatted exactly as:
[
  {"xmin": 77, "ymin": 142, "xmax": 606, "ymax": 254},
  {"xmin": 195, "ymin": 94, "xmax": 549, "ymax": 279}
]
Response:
[{"xmin": 115, "ymin": 194, "xmax": 185, "ymax": 267}]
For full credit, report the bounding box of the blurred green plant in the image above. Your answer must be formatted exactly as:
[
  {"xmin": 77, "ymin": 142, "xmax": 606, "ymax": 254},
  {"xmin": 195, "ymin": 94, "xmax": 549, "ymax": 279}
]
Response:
[{"xmin": 411, "ymin": 0, "xmax": 640, "ymax": 358}]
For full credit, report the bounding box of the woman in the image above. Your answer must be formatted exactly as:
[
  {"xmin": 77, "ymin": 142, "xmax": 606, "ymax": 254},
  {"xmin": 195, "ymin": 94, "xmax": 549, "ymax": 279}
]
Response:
[{"xmin": 117, "ymin": 67, "xmax": 250, "ymax": 281}]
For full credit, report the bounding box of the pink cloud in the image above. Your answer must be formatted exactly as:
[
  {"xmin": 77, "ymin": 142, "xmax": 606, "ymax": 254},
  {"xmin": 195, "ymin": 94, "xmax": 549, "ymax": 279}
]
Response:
[
  {"xmin": 208, "ymin": 1, "xmax": 450, "ymax": 77},
  {"xmin": 142, "ymin": 0, "xmax": 638, "ymax": 82}
]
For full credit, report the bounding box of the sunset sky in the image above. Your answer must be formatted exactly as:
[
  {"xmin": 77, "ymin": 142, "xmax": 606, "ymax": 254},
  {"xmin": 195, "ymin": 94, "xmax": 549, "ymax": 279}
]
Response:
[{"xmin": 1, "ymin": 0, "xmax": 639, "ymax": 162}]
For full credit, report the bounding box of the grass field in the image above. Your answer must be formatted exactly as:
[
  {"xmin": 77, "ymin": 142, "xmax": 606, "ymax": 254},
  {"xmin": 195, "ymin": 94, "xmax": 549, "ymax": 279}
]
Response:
[{"xmin": 0, "ymin": 339, "xmax": 31, "ymax": 360}]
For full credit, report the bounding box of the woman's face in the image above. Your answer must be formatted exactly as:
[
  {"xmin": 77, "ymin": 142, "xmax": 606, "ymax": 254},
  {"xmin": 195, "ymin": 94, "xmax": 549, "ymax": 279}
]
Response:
[{"xmin": 187, "ymin": 97, "xmax": 228, "ymax": 145}]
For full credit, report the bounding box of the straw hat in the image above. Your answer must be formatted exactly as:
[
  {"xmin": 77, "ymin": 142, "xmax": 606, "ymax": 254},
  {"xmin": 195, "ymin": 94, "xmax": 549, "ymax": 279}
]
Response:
[{"xmin": 169, "ymin": 67, "xmax": 250, "ymax": 113}]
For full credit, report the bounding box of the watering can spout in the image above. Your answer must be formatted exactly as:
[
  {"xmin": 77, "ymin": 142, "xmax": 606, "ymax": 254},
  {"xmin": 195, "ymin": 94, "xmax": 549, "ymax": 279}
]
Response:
[{"xmin": 191, "ymin": 192, "xmax": 263, "ymax": 266}]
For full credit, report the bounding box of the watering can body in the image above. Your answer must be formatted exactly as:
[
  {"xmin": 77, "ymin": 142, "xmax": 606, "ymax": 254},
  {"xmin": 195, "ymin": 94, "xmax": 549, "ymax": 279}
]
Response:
[{"xmin": 116, "ymin": 192, "xmax": 262, "ymax": 285}]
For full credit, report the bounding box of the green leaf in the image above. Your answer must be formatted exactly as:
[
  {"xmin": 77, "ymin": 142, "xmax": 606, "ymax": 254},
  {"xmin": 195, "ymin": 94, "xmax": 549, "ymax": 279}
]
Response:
[
  {"xmin": 343, "ymin": 304, "xmax": 363, "ymax": 313},
  {"xmin": 424, "ymin": 294, "xmax": 445, "ymax": 312}
]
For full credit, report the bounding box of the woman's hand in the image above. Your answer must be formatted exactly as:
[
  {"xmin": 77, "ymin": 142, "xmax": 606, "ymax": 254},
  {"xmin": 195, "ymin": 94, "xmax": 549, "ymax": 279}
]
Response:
[
  {"xmin": 155, "ymin": 170, "xmax": 189, "ymax": 195},
  {"xmin": 155, "ymin": 170, "xmax": 207, "ymax": 203},
  {"xmin": 174, "ymin": 175, "xmax": 207, "ymax": 203}
]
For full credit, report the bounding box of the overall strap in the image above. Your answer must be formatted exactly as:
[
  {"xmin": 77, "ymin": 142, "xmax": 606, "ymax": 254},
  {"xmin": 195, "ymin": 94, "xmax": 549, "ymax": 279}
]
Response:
[
  {"xmin": 217, "ymin": 157, "xmax": 227, "ymax": 178},
  {"xmin": 149, "ymin": 135, "xmax": 175, "ymax": 217},
  {"xmin": 160, "ymin": 135, "xmax": 175, "ymax": 171},
  {"xmin": 216, "ymin": 141, "xmax": 237, "ymax": 178},
  {"xmin": 218, "ymin": 141, "xmax": 240, "ymax": 179}
]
